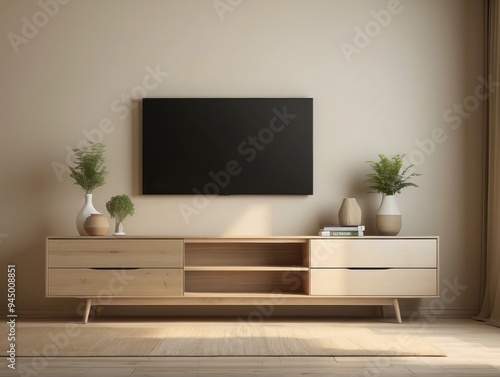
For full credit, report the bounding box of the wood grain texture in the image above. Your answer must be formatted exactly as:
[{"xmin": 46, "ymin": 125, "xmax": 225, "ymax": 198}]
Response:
[
  {"xmin": 48, "ymin": 269, "xmax": 183, "ymax": 296},
  {"xmin": 47, "ymin": 239, "xmax": 183, "ymax": 268},
  {"xmin": 310, "ymin": 238, "xmax": 438, "ymax": 268},
  {"xmin": 11, "ymin": 319, "xmax": 500, "ymax": 377},
  {"xmin": 12, "ymin": 321, "xmax": 445, "ymax": 357},
  {"xmin": 310, "ymin": 269, "xmax": 438, "ymax": 296}
]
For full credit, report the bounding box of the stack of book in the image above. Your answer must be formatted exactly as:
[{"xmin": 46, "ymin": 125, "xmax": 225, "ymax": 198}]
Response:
[{"xmin": 318, "ymin": 225, "xmax": 365, "ymax": 237}]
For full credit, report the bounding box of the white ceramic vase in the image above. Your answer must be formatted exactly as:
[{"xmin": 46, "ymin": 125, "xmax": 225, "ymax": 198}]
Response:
[
  {"xmin": 338, "ymin": 197, "xmax": 362, "ymax": 226},
  {"xmin": 114, "ymin": 221, "xmax": 125, "ymax": 236},
  {"xmin": 376, "ymin": 194, "xmax": 402, "ymax": 236},
  {"xmin": 76, "ymin": 194, "xmax": 101, "ymax": 236}
]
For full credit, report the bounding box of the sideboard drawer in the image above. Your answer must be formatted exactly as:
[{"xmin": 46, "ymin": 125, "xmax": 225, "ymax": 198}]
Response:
[
  {"xmin": 47, "ymin": 239, "xmax": 183, "ymax": 268},
  {"xmin": 310, "ymin": 269, "xmax": 437, "ymax": 296},
  {"xmin": 310, "ymin": 239, "xmax": 437, "ymax": 268},
  {"xmin": 47, "ymin": 268, "xmax": 183, "ymax": 297}
]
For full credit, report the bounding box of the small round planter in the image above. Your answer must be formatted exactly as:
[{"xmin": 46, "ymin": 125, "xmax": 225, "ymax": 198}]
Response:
[
  {"xmin": 83, "ymin": 214, "xmax": 109, "ymax": 236},
  {"xmin": 113, "ymin": 221, "xmax": 126, "ymax": 236}
]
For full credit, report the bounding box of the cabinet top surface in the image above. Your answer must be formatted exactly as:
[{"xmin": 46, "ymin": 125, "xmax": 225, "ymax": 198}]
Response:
[{"xmin": 47, "ymin": 235, "xmax": 439, "ymax": 241}]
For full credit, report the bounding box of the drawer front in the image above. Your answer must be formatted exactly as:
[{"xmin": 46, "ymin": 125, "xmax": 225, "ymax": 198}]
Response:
[
  {"xmin": 48, "ymin": 268, "xmax": 183, "ymax": 297},
  {"xmin": 47, "ymin": 239, "xmax": 183, "ymax": 268},
  {"xmin": 310, "ymin": 239, "xmax": 437, "ymax": 268},
  {"xmin": 310, "ymin": 269, "xmax": 437, "ymax": 296}
]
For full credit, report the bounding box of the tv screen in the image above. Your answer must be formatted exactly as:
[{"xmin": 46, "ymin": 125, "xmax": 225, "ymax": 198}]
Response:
[{"xmin": 142, "ymin": 98, "xmax": 313, "ymax": 195}]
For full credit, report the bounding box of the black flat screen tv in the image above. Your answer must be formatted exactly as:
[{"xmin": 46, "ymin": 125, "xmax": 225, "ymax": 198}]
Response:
[{"xmin": 142, "ymin": 98, "xmax": 313, "ymax": 195}]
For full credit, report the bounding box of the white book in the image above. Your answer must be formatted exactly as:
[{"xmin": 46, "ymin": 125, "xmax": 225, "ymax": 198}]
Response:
[
  {"xmin": 319, "ymin": 230, "xmax": 364, "ymax": 237},
  {"xmin": 321, "ymin": 225, "xmax": 365, "ymax": 232}
]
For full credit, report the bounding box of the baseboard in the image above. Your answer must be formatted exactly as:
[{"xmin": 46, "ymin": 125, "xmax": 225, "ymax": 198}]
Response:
[
  {"xmin": 9, "ymin": 305, "xmax": 479, "ymax": 320},
  {"xmin": 13, "ymin": 306, "xmax": 81, "ymax": 319},
  {"xmin": 400, "ymin": 307, "xmax": 479, "ymax": 319}
]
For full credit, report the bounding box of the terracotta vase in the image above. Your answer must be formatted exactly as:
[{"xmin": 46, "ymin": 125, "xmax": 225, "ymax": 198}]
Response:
[
  {"xmin": 83, "ymin": 214, "xmax": 109, "ymax": 236},
  {"xmin": 76, "ymin": 194, "xmax": 100, "ymax": 236},
  {"xmin": 376, "ymin": 195, "xmax": 402, "ymax": 236},
  {"xmin": 338, "ymin": 197, "xmax": 362, "ymax": 226}
]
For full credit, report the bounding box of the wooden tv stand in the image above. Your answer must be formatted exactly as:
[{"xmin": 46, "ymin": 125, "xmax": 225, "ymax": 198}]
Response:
[{"xmin": 45, "ymin": 236, "xmax": 439, "ymax": 324}]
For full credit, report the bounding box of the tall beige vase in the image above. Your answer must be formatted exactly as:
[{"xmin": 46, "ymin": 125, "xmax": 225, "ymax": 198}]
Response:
[
  {"xmin": 338, "ymin": 197, "xmax": 362, "ymax": 226},
  {"xmin": 376, "ymin": 194, "xmax": 402, "ymax": 236}
]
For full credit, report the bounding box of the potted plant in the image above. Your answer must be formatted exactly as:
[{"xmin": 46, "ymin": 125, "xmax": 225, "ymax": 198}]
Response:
[
  {"xmin": 106, "ymin": 195, "xmax": 135, "ymax": 236},
  {"xmin": 366, "ymin": 154, "xmax": 420, "ymax": 235},
  {"xmin": 70, "ymin": 142, "xmax": 108, "ymax": 235}
]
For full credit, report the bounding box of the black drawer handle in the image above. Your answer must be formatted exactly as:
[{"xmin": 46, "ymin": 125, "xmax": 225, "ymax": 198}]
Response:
[{"xmin": 90, "ymin": 267, "xmax": 140, "ymax": 270}]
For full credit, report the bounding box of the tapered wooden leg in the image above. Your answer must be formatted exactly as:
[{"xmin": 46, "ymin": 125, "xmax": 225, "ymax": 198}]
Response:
[
  {"xmin": 393, "ymin": 298, "xmax": 402, "ymax": 324},
  {"xmin": 83, "ymin": 298, "xmax": 92, "ymax": 324}
]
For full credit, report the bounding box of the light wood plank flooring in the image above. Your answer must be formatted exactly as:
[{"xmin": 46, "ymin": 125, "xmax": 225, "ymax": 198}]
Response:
[{"xmin": 4, "ymin": 318, "xmax": 500, "ymax": 376}]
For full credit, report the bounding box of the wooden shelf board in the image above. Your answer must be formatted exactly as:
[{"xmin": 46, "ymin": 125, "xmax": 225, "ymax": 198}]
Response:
[
  {"xmin": 184, "ymin": 266, "xmax": 309, "ymax": 272},
  {"xmin": 183, "ymin": 292, "xmax": 309, "ymax": 298},
  {"xmin": 184, "ymin": 238, "xmax": 309, "ymax": 244}
]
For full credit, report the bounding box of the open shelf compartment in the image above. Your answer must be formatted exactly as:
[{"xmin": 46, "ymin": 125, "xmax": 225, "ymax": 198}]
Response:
[
  {"xmin": 184, "ymin": 241, "xmax": 309, "ymax": 268},
  {"xmin": 184, "ymin": 240, "xmax": 310, "ymax": 295},
  {"xmin": 184, "ymin": 270, "xmax": 309, "ymax": 294}
]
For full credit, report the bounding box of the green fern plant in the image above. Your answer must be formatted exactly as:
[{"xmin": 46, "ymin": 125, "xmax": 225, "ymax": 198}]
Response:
[
  {"xmin": 69, "ymin": 142, "xmax": 108, "ymax": 194},
  {"xmin": 106, "ymin": 195, "xmax": 135, "ymax": 223},
  {"xmin": 366, "ymin": 154, "xmax": 420, "ymax": 195}
]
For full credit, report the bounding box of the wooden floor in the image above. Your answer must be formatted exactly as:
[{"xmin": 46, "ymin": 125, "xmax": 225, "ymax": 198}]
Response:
[{"xmin": 5, "ymin": 318, "xmax": 500, "ymax": 377}]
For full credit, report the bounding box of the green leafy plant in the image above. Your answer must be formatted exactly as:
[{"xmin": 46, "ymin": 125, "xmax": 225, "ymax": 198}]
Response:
[
  {"xmin": 366, "ymin": 154, "xmax": 420, "ymax": 195},
  {"xmin": 69, "ymin": 142, "xmax": 107, "ymax": 194},
  {"xmin": 106, "ymin": 195, "xmax": 135, "ymax": 223}
]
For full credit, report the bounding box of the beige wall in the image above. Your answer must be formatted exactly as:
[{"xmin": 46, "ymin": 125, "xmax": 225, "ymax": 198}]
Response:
[{"xmin": 0, "ymin": 0, "xmax": 485, "ymax": 318}]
